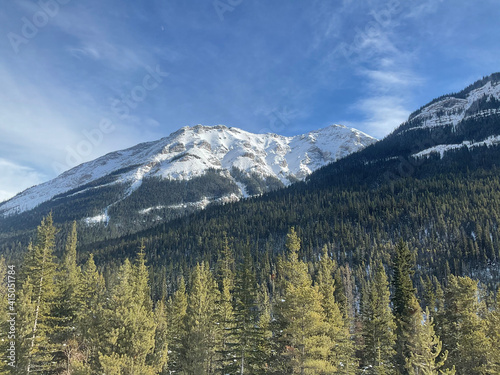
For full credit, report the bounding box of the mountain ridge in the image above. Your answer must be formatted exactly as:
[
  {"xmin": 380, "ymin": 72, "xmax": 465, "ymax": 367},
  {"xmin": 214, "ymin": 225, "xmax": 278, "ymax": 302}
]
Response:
[{"xmin": 0, "ymin": 123, "xmax": 376, "ymax": 220}]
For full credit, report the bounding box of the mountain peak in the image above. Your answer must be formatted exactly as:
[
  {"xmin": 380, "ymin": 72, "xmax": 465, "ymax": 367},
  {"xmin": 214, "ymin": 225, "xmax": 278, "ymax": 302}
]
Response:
[
  {"xmin": 399, "ymin": 74, "xmax": 500, "ymax": 133},
  {"xmin": 0, "ymin": 124, "xmax": 376, "ymax": 218}
]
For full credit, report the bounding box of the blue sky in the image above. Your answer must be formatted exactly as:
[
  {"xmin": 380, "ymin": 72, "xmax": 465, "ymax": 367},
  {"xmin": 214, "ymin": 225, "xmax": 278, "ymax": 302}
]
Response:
[{"xmin": 1, "ymin": 0, "xmax": 499, "ymax": 201}]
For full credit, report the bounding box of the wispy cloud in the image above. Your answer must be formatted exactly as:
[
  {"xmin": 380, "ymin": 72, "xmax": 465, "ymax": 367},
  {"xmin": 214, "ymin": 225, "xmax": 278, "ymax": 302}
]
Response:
[
  {"xmin": 0, "ymin": 0, "xmax": 498, "ymax": 200},
  {"xmin": 0, "ymin": 159, "xmax": 46, "ymax": 203},
  {"xmin": 351, "ymin": 96, "xmax": 410, "ymax": 138},
  {"xmin": 66, "ymin": 45, "xmax": 101, "ymax": 60}
]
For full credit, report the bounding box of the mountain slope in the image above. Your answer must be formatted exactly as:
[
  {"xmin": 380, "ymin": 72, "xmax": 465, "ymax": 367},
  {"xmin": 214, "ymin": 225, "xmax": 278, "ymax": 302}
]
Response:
[
  {"xmin": 0, "ymin": 124, "xmax": 375, "ymax": 228},
  {"xmin": 2, "ymin": 73, "xmax": 500, "ymax": 291},
  {"xmin": 308, "ymin": 73, "xmax": 500, "ymax": 188},
  {"xmin": 64, "ymin": 73, "xmax": 500, "ymax": 294}
]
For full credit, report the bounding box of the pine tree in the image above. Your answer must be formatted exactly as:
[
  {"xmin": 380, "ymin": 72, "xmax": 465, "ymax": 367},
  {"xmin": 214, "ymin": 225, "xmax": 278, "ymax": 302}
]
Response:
[
  {"xmin": 405, "ymin": 307, "xmax": 455, "ymax": 375},
  {"xmin": 180, "ymin": 262, "xmax": 220, "ymax": 375},
  {"xmin": 391, "ymin": 239, "xmax": 417, "ymax": 374},
  {"xmin": 274, "ymin": 228, "xmax": 335, "ymax": 374},
  {"xmin": 72, "ymin": 253, "xmax": 105, "ymax": 372},
  {"xmin": 97, "ymin": 251, "xmax": 159, "ymax": 374},
  {"xmin": 149, "ymin": 300, "xmax": 169, "ymax": 374},
  {"xmin": 487, "ymin": 289, "xmax": 500, "ymax": 373},
  {"xmin": 437, "ymin": 275, "xmax": 491, "ymax": 374},
  {"xmin": 56, "ymin": 221, "xmax": 83, "ymax": 369},
  {"xmin": 317, "ymin": 246, "xmax": 357, "ymax": 374},
  {"xmin": 167, "ymin": 276, "xmax": 187, "ymax": 374},
  {"xmin": 361, "ymin": 261, "xmax": 396, "ymax": 374},
  {"xmin": 18, "ymin": 214, "xmax": 62, "ymax": 374},
  {"xmin": 216, "ymin": 235, "xmax": 235, "ymax": 372},
  {"xmin": 226, "ymin": 248, "xmax": 268, "ymax": 374}
]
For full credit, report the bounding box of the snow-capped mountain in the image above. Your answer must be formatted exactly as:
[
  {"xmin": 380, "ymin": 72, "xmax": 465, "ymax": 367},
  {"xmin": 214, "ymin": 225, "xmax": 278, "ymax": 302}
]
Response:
[
  {"xmin": 406, "ymin": 78, "xmax": 500, "ymax": 131},
  {"xmin": 0, "ymin": 124, "xmax": 376, "ymax": 220},
  {"xmin": 377, "ymin": 73, "xmax": 500, "ymax": 159},
  {"xmin": 308, "ymin": 73, "xmax": 500, "ymax": 190}
]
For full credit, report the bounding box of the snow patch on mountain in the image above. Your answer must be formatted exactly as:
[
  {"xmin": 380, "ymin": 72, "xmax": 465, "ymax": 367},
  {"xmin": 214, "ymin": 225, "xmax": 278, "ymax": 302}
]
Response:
[
  {"xmin": 408, "ymin": 80, "xmax": 500, "ymax": 130},
  {"xmin": 84, "ymin": 212, "xmax": 109, "ymax": 225},
  {"xmin": 411, "ymin": 135, "xmax": 500, "ymax": 159}
]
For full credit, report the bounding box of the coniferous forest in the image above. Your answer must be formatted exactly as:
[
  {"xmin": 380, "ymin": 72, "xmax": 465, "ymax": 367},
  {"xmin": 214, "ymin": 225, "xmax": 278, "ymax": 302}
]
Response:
[
  {"xmin": 1, "ymin": 214, "xmax": 499, "ymax": 374},
  {"xmin": 2, "ymin": 75, "xmax": 500, "ymax": 373}
]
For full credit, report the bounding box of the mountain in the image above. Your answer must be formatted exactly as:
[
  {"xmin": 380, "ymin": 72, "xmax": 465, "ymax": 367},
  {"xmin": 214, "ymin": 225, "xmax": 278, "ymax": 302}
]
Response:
[
  {"xmin": 0, "ymin": 124, "xmax": 375, "ymax": 231},
  {"xmin": 309, "ymin": 73, "xmax": 500, "ymax": 188},
  {"xmin": 57, "ymin": 73, "xmax": 500, "ymax": 291}
]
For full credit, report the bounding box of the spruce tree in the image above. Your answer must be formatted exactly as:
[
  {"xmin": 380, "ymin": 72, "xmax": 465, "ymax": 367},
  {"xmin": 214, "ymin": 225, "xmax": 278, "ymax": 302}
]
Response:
[
  {"xmin": 180, "ymin": 262, "xmax": 220, "ymax": 375},
  {"xmin": 405, "ymin": 307, "xmax": 455, "ymax": 375},
  {"xmin": 16, "ymin": 275, "xmax": 37, "ymax": 374},
  {"xmin": 317, "ymin": 246, "xmax": 357, "ymax": 374},
  {"xmin": 56, "ymin": 221, "xmax": 83, "ymax": 363},
  {"xmin": 391, "ymin": 239, "xmax": 417, "ymax": 374},
  {"xmin": 18, "ymin": 214, "xmax": 62, "ymax": 374},
  {"xmin": 227, "ymin": 248, "xmax": 268, "ymax": 374},
  {"xmin": 72, "ymin": 253, "xmax": 105, "ymax": 372},
  {"xmin": 274, "ymin": 228, "xmax": 335, "ymax": 373},
  {"xmin": 97, "ymin": 253, "xmax": 159, "ymax": 374},
  {"xmin": 257, "ymin": 282, "xmax": 273, "ymax": 372},
  {"xmin": 149, "ymin": 300, "xmax": 169, "ymax": 374},
  {"xmin": 438, "ymin": 275, "xmax": 490, "ymax": 374},
  {"xmin": 216, "ymin": 236, "xmax": 235, "ymax": 372},
  {"xmin": 361, "ymin": 261, "xmax": 396, "ymax": 374},
  {"xmin": 167, "ymin": 276, "xmax": 187, "ymax": 374}
]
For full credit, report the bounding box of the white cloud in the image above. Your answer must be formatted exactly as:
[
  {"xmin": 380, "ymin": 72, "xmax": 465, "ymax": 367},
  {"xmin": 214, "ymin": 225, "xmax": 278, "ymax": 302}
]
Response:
[
  {"xmin": 66, "ymin": 45, "xmax": 101, "ymax": 60},
  {"xmin": 352, "ymin": 96, "xmax": 410, "ymax": 138},
  {"xmin": 0, "ymin": 159, "xmax": 46, "ymax": 202},
  {"xmin": 351, "ymin": 67, "xmax": 422, "ymax": 137}
]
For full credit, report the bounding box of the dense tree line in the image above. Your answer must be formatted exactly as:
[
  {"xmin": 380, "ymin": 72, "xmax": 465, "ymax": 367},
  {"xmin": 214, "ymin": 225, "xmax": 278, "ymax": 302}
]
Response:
[
  {"xmin": 1, "ymin": 217, "xmax": 499, "ymax": 374},
  {"xmin": 64, "ymin": 163, "xmax": 500, "ymax": 303}
]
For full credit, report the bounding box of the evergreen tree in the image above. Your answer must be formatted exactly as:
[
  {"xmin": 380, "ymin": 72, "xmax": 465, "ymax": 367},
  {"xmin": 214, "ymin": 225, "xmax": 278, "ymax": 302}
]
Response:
[
  {"xmin": 215, "ymin": 236, "xmax": 235, "ymax": 372},
  {"xmin": 16, "ymin": 275, "xmax": 37, "ymax": 374},
  {"xmin": 71, "ymin": 253, "xmax": 105, "ymax": 372},
  {"xmin": 227, "ymin": 248, "xmax": 268, "ymax": 374},
  {"xmin": 274, "ymin": 228, "xmax": 335, "ymax": 374},
  {"xmin": 317, "ymin": 246, "xmax": 357, "ymax": 374},
  {"xmin": 97, "ymin": 252, "xmax": 159, "ymax": 374},
  {"xmin": 18, "ymin": 214, "xmax": 62, "ymax": 374},
  {"xmin": 167, "ymin": 276, "xmax": 187, "ymax": 374},
  {"xmin": 180, "ymin": 262, "xmax": 220, "ymax": 375},
  {"xmin": 487, "ymin": 289, "xmax": 500, "ymax": 374},
  {"xmin": 257, "ymin": 282, "xmax": 273, "ymax": 373},
  {"xmin": 405, "ymin": 307, "xmax": 455, "ymax": 375},
  {"xmin": 56, "ymin": 221, "xmax": 83, "ymax": 367},
  {"xmin": 361, "ymin": 261, "xmax": 396, "ymax": 374},
  {"xmin": 438, "ymin": 275, "xmax": 491, "ymax": 374},
  {"xmin": 149, "ymin": 300, "xmax": 169, "ymax": 374},
  {"xmin": 391, "ymin": 239, "xmax": 417, "ymax": 374}
]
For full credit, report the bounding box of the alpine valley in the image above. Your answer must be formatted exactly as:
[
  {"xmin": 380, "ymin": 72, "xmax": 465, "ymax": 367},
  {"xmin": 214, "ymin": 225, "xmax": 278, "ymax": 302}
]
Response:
[
  {"xmin": 2, "ymin": 74, "xmax": 500, "ymax": 270},
  {"xmin": 1, "ymin": 73, "xmax": 500, "ymax": 374}
]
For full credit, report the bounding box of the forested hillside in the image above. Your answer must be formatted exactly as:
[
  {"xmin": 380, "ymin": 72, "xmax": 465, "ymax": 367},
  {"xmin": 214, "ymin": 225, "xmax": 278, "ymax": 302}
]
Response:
[
  {"xmin": 1, "ymin": 218, "xmax": 498, "ymax": 374},
  {"xmin": 1, "ymin": 75, "xmax": 500, "ymax": 373}
]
